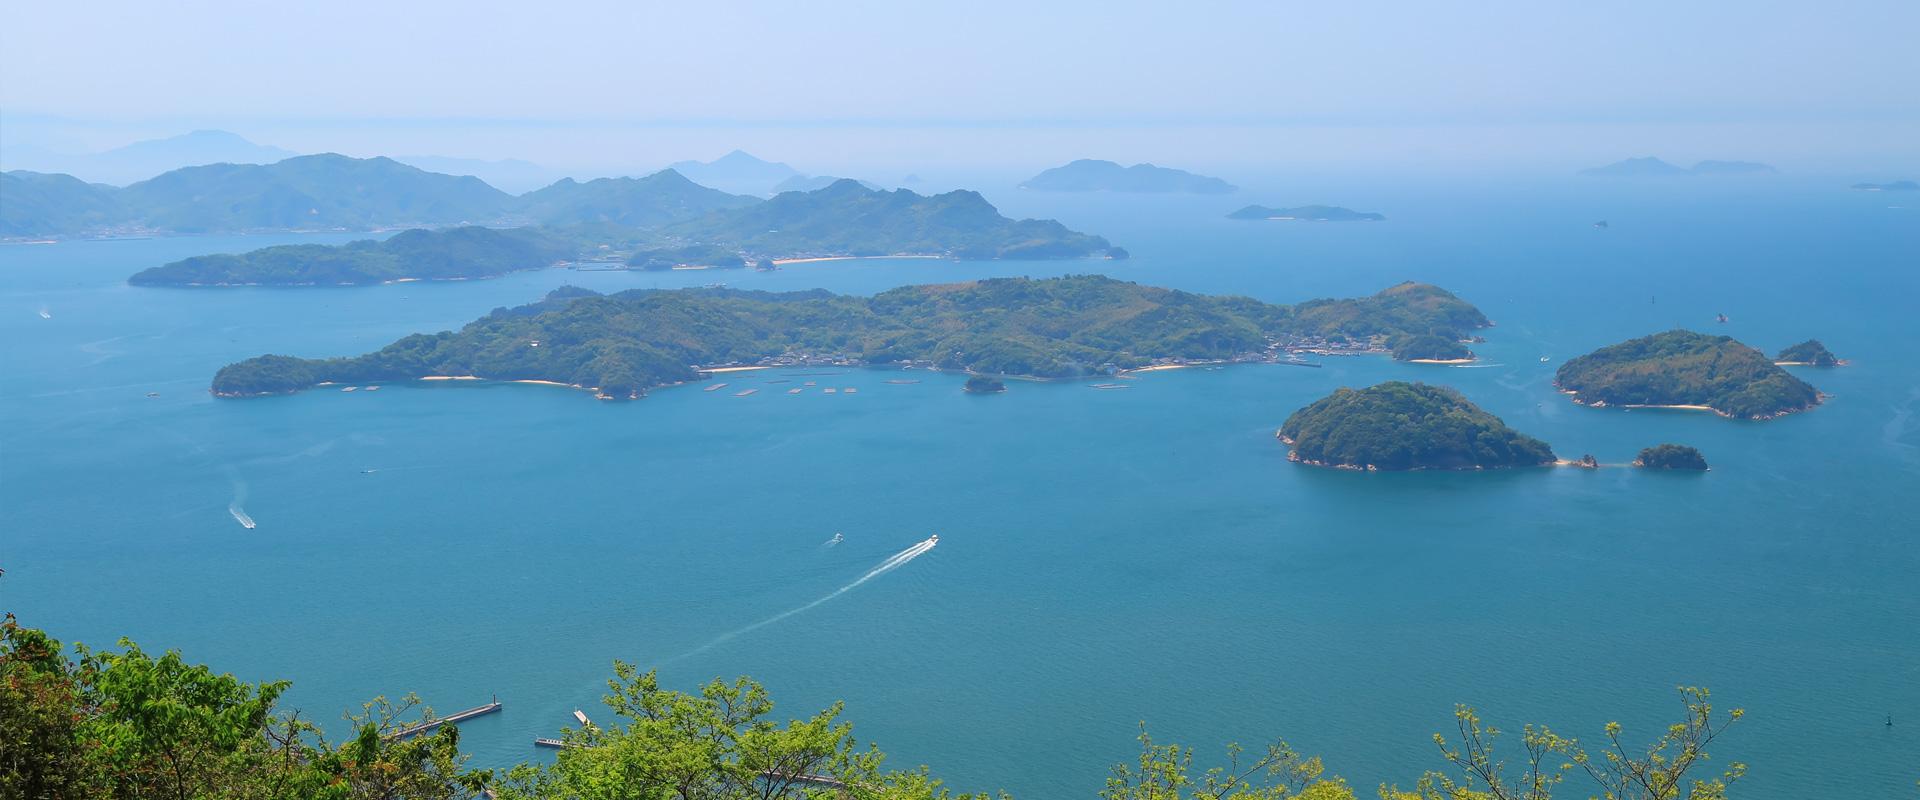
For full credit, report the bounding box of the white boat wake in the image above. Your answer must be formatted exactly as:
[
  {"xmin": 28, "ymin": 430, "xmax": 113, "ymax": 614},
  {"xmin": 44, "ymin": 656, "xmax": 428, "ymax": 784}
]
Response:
[
  {"xmin": 678, "ymin": 535, "xmax": 938, "ymax": 659},
  {"xmin": 226, "ymin": 470, "xmax": 256, "ymax": 529}
]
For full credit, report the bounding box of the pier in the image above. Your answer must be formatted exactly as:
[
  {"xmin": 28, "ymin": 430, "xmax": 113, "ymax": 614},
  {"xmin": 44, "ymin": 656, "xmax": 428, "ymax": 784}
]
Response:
[{"xmin": 386, "ymin": 696, "xmax": 501, "ymax": 740}]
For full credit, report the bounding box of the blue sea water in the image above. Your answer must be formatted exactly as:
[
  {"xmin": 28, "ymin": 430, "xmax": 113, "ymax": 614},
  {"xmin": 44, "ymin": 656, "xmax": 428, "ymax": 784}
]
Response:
[{"xmin": 3, "ymin": 175, "xmax": 1917, "ymax": 796}]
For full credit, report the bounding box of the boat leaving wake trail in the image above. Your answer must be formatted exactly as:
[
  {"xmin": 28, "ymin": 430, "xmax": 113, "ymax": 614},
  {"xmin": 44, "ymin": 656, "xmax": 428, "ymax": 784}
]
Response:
[{"xmin": 676, "ymin": 536, "xmax": 938, "ymax": 659}]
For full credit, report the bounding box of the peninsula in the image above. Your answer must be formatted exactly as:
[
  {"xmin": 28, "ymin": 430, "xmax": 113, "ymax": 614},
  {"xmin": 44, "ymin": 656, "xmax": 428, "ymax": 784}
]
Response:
[
  {"xmin": 1019, "ymin": 159, "xmax": 1236, "ymax": 194},
  {"xmin": 1227, "ymin": 205, "xmax": 1384, "ymax": 222},
  {"xmin": 1554, "ymin": 330, "xmax": 1821, "ymax": 419},
  {"xmin": 210, "ymin": 277, "xmax": 1493, "ymax": 398},
  {"xmin": 1277, "ymin": 381, "xmax": 1556, "ymax": 470}
]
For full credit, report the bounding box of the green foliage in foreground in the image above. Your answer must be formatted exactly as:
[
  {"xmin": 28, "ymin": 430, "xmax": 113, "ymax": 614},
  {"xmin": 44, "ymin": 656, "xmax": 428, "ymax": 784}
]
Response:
[
  {"xmin": 4, "ymin": 614, "xmax": 1752, "ymax": 800},
  {"xmin": 210, "ymin": 277, "xmax": 1491, "ymax": 397},
  {"xmin": 1279, "ymin": 382, "xmax": 1556, "ymax": 470},
  {"xmin": 1554, "ymin": 330, "xmax": 1820, "ymax": 419},
  {"xmin": 1636, "ymin": 443, "xmax": 1709, "ymax": 470},
  {"xmin": 130, "ymin": 226, "xmax": 578, "ymax": 286}
]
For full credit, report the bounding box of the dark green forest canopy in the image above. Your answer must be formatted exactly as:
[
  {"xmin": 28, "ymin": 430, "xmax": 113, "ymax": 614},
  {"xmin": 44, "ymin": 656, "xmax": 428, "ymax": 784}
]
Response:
[
  {"xmin": 1278, "ymin": 381, "xmax": 1557, "ymax": 470},
  {"xmin": 1555, "ymin": 329, "xmax": 1821, "ymax": 419},
  {"xmin": 210, "ymin": 277, "xmax": 1490, "ymax": 398},
  {"xmin": 1636, "ymin": 443, "xmax": 1709, "ymax": 470},
  {"xmin": 1773, "ymin": 339, "xmax": 1841, "ymax": 366}
]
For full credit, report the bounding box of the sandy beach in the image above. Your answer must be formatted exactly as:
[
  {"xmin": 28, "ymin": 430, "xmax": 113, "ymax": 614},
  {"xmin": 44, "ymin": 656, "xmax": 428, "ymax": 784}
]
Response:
[
  {"xmin": 1124, "ymin": 364, "xmax": 1192, "ymax": 373},
  {"xmin": 1407, "ymin": 357, "xmax": 1477, "ymax": 365},
  {"xmin": 419, "ymin": 375, "xmax": 483, "ymax": 381},
  {"xmin": 699, "ymin": 366, "xmax": 772, "ymax": 374}
]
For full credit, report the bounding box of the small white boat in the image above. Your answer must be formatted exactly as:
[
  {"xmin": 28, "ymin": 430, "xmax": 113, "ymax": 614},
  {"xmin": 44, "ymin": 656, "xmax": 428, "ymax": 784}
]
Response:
[
  {"xmin": 928, "ymin": 534, "xmax": 940, "ymax": 545},
  {"xmin": 1539, "ymin": 356, "xmax": 1550, "ymax": 363}
]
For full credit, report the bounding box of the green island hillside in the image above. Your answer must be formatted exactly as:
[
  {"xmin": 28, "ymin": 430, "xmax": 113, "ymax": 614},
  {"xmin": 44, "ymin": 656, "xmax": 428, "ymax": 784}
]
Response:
[
  {"xmin": 0, "ymin": 615, "xmax": 1750, "ymax": 800},
  {"xmin": 210, "ymin": 277, "xmax": 1491, "ymax": 398},
  {"xmin": 1277, "ymin": 381, "xmax": 1557, "ymax": 470},
  {"xmin": 1554, "ymin": 329, "xmax": 1821, "ymax": 419},
  {"xmin": 129, "ymin": 226, "xmax": 581, "ymax": 286},
  {"xmin": 1389, "ymin": 332, "xmax": 1473, "ymax": 362},
  {"xmin": 662, "ymin": 178, "xmax": 1119, "ymax": 259},
  {"xmin": 1774, "ymin": 339, "xmax": 1843, "ymax": 366},
  {"xmin": 625, "ymin": 243, "xmax": 747, "ymax": 271},
  {"xmin": 1635, "ymin": 443, "xmax": 1710, "ymax": 470},
  {"xmin": 125, "ymin": 179, "xmax": 1117, "ymax": 284},
  {"xmin": 1019, "ymin": 159, "xmax": 1237, "ymax": 193}
]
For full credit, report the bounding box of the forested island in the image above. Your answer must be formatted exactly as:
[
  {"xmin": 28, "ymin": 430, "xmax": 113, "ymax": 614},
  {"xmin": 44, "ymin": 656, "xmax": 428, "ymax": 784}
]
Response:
[
  {"xmin": 210, "ymin": 277, "xmax": 1493, "ymax": 398},
  {"xmin": 963, "ymin": 375, "xmax": 1006, "ymax": 394},
  {"xmin": 1019, "ymin": 159, "xmax": 1236, "ymax": 193},
  {"xmin": 1774, "ymin": 339, "xmax": 1844, "ymax": 366},
  {"xmin": 128, "ymin": 227, "xmax": 582, "ymax": 286},
  {"xmin": 1635, "ymin": 444, "xmax": 1709, "ymax": 470},
  {"xmin": 1277, "ymin": 381, "xmax": 1557, "ymax": 470},
  {"xmin": 1227, "ymin": 205, "xmax": 1384, "ymax": 222},
  {"xmin": 1554, "ymin": 330, "xmax": 1821, "ymax": 419},
  {"xmin": 127, "ymin": 179, "xmax": 1117, "ymax": 284}
]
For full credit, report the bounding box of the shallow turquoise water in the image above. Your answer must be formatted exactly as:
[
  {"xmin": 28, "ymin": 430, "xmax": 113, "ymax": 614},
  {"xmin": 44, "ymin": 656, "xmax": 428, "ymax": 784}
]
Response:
[{"xmin": 3, "ymin": 176, "xmax": 1917, "ymax": 796}]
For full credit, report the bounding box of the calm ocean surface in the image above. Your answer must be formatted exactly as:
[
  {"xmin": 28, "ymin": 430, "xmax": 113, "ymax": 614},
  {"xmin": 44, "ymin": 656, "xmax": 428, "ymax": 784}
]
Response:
[{"xmin": 3, "ymin": 175, "xmax": 1916, "ymax": 796}]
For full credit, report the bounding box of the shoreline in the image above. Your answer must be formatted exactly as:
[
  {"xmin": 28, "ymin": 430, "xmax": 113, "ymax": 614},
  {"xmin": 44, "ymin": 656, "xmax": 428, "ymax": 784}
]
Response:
[
  {"xmin": 1406, "ymin": 357, "xmax": 1477, "ymax": 365},
  {"xmin": 770, "ymin": 255, "xmax": 951, "ymax": 265}
]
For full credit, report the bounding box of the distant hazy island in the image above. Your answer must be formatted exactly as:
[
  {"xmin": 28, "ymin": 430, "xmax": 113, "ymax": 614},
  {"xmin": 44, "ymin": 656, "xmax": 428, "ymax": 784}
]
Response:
[
  {"xmin": 1635, "ymin": 443, "xmax": 1709, "ymax": 470},
  {"xmin": 1019, "ymin": 159, "xmax": 1236, "ymax": 194},
  {"xmin": 1850, "ymin": 180, "xmax": 1917, "ymax": 192},
  {"xmin": 1277, "ymin": 381, "xmax": 1556, "ymax": 471},
  {"xmin": 660, "ymin": 179, "xmax": 1118, "ymax": 260},
  {"xmin": 2, "ymin": 154, "xmax": 755, "ymax": 238},
  {"xmin": 1579, "ymin": 157, "xmax": 1777, "ymax": 177},
  {"xmin": 1774, "ymin": 339, "xmax": 1844, "ymax": 367},
  {"xmin": 1555, "ymin": 330, "xmax": 1821, "ymax": 419},
  {"xmin": 128, "ymin": 227, "xmax": 580, "ymax": 286},
  {"xmin": 210, "ymin": 276, "xmax": 1492, "ymax": 398},
  {"xmin": 1227, "ymin": 205, "xmax": 1384, "ymax": 222},
  {"xmin": 129, "ymin": 180, "xmax": 1119, "ymax": 285}
]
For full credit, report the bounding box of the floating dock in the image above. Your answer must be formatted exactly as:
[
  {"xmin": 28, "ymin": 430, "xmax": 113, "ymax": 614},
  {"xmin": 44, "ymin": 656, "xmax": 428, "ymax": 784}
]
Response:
[
  {"xmin": 704, "ymin": 383, "xmax": 729, "ymax": 392},
  {"xmin": 734, "ymin": 388, "xmax": 759, "ymax": 396},
  {"xmin": 387, "ymin": 697, "xmax": 501, "ymax": 740}
]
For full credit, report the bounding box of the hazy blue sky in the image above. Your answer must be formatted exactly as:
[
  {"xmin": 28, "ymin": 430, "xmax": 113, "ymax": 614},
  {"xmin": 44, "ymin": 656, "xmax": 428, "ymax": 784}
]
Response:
[{"xmin": 4, "ymin": 1, "xmax": 1917, "ymax": 174}]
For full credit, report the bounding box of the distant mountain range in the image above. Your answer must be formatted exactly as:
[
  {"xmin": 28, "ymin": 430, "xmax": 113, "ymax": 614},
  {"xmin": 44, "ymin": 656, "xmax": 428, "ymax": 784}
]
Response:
[
  {"xmin": 393, "ymin": 155, "xmax": 570, "ymax": 194},
  {"xmin": 1579, "ymin": 157, "xmax": 1778, "ymax": 177},
  {"xmin": 1228, "ymin": 205, "xmax": 1384, "ymax": 222},
  {"xmin": 0, "ymin": 130, "xmax": 301, "ymax": 186},
  {"xmin": 2, "ymin": 154, "xmax": 755, "ymax": 237},
  {"xmin": 666, "ymin": 150, "xmax": 801, "ymax": 195},
  {"xmin": 1020, "ymin": 159, "xmax": 1236, "ymax": 193}
]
